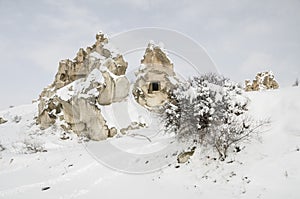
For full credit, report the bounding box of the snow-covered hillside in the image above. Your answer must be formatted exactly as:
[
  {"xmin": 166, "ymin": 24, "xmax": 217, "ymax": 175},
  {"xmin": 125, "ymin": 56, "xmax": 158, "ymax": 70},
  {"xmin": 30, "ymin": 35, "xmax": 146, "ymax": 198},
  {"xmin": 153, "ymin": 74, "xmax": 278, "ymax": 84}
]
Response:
[{"xmin": 0, "ymin": 87, "xmax": 299, "ymax": 199}]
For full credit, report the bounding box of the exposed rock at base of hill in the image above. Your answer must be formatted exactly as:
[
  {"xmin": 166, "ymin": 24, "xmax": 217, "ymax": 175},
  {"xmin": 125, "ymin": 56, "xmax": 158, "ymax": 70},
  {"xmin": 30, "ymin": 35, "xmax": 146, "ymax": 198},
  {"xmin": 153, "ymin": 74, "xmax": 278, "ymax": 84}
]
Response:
[
  {"xmin": 245, "ymin": 71, "xmax": 279, "ymax": 92},
  {"xmin": 0, "ymin": 117, "xmax": 7, "ymax": 124},
  {"xmin": 177, "ymin": 147, "xmax": 196, "ymax": 164}
]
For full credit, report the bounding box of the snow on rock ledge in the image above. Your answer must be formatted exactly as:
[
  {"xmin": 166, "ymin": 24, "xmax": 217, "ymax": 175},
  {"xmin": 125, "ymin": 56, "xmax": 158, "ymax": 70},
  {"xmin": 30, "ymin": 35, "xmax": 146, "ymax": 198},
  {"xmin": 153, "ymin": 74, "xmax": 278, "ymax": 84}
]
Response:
[{"xmin": 37, "ymin": 32, "xmax": 130, "ymax": 140}]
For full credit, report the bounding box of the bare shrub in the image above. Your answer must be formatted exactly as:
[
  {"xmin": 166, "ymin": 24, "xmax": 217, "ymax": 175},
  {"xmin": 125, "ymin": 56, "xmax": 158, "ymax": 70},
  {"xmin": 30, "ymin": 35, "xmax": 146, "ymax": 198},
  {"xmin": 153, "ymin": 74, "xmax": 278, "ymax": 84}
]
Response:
[{"xmin": 206, "ymin": 117, "xmax": 269, "ymax": 160}]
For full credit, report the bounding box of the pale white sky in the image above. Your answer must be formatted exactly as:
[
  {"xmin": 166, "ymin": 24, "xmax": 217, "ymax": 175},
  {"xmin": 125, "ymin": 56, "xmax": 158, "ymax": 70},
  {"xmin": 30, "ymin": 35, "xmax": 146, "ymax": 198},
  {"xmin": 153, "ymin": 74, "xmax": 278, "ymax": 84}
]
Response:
[{"xmin": 0, "ymin": 0, "xmax": 299, "ymax": 110}]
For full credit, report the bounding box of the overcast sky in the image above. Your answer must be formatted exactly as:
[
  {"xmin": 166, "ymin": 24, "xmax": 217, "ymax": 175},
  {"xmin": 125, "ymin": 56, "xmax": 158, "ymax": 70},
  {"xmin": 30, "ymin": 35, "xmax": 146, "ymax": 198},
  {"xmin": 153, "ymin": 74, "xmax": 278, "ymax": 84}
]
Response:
[{"xmin": 0, "ymin": 0, "xmax": 299, "ymax": 110}]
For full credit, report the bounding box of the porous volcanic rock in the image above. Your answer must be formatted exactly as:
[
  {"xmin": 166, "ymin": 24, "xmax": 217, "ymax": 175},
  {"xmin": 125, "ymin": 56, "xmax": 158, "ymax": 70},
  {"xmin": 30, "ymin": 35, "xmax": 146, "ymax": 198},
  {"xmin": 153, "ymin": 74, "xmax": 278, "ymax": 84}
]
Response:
[{"xmin": 37, "ymin": 32, "xmax": 130, "ymax": 140}]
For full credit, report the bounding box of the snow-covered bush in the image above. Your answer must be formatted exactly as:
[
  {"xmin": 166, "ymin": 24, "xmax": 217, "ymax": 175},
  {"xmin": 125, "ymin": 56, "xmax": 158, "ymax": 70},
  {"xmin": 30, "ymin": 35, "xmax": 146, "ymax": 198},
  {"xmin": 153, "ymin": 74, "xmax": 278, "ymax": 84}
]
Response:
[
  {"xmin": 22, "ymin": 140, "xmax": 47, "ymax": 154},
  {"xmin": 161, "ymin": 73, "xmax": 266, "ymax": 160}
]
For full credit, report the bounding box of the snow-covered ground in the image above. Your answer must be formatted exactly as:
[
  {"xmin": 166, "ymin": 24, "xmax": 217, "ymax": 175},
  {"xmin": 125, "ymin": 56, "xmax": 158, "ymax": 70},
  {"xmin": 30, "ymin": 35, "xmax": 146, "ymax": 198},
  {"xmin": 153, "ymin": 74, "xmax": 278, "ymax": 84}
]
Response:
[{"xmin": 0, "ymin": 87, "xmax": 299, "ymax": 199}]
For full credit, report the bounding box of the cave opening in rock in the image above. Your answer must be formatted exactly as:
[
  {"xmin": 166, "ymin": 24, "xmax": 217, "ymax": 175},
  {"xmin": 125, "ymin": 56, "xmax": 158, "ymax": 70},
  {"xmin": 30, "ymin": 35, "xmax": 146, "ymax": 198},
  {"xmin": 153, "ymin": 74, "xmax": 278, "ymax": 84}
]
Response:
[{"xmin": 149, "ymin": 82, "xmax": 160, "ymax": 93}]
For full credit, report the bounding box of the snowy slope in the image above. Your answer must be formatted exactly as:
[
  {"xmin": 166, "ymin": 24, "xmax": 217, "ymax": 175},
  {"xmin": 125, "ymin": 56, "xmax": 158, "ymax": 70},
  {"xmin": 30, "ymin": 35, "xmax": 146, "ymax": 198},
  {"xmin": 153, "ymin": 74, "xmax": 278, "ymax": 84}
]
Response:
[{"xmin": 0, "ymin": 87, "xmax": 299, "ymax": 199}]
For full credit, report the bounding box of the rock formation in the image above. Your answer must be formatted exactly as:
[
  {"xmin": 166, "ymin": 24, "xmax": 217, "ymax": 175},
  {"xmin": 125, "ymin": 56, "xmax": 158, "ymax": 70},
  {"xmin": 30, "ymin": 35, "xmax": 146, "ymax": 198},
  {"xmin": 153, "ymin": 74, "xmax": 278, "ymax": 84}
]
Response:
[
  {"xmin": 245, "ymin": 71, "xmax": 279, "ymax": 92},
  {"xmin": 132, "ymin": 41, "xmax": 179, "ymax": 110},
  {"xmin": 0, "ymin": 117, "xmax": 7, "ymax": 124},
  {"xmin": 177, "ymin": 147, "xmax": 196, "ymax": 164},
  {"xmin": 37, "ymin": 32, "xmax": 130, "ymax": 140}
]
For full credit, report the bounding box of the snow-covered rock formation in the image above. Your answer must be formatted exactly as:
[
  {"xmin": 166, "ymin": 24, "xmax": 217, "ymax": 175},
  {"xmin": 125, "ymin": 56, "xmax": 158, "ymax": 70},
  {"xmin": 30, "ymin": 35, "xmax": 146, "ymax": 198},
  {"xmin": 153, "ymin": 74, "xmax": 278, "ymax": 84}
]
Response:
[
  {"xmin": 132, "ymin": 42, "xmax": 179, "ymax": 110},
  {"xmin": 245, "ymin": 71, "xmax": 279, "ymax": 92},
  {"xmin": 37, "ymin": 32, "xmax": 130, "ymax": 140}
]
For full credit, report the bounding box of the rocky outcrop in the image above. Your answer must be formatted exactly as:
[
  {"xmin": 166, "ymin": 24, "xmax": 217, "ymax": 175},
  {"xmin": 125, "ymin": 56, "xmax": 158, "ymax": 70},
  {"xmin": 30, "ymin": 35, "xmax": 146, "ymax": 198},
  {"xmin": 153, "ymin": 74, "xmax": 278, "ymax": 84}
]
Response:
[
  {"xmin": 37, "ymin": 32, "xmax": 130, "ymax": 140},
  {"xmin": 0, "ymin": 117, "xmax": 7, "ymax": 124},
  {"xmin": 60, "ymin": 98, "xmax": 109, "ymax": 140},
  {"xmin": 133, "ymin": 42, "xmax": 179, "ymax": 110},
  {"xmin": 177, "ymin": 147, "xmax": 196, "ymax": 164},
  {"xmin": 245, "ymin": 71, "xmax": 279, "ymax": 92}
]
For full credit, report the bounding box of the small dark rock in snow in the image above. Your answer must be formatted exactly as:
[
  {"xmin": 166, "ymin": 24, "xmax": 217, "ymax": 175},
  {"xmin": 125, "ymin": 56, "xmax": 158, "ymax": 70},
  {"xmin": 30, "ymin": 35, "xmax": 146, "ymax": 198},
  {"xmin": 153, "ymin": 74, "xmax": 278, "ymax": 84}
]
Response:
[
  {"xmin": 172, "ymin": 152, "xmax": 178, "ymax": 156},
  {"xmin": 175, "ymin": 165, "xmax": 180, "ymax": 169},
  {"xmin": 242, "ymin": 176, "xmax": 251, "ymax": 184},
  {"xmin": 41, "ymin": 186, "xmax": 50, "ymax": 191},
  {"xmin": 229, "ymin": 172, "xmax": 236, "ymax": 178},
  {"xmin": 202, "ymin": 175, "xmax": 208, "ymax": 179},
  {"xmin": 235, "ymin": 146, "xmax": 241, "ymax": 153},
  {"xmin": 145, "ymin": 161, "xmax": 149, "ymax": 164}
]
